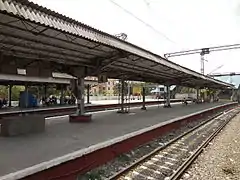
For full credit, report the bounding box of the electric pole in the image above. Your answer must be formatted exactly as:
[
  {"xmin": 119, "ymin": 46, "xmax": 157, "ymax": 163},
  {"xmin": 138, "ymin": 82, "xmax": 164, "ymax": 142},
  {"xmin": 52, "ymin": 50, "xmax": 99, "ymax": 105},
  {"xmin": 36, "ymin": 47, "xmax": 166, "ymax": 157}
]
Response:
[
  {"xmin": 164, "ymin": 43, "xmax": 240, "ymax": 75},
  {"xmin": 200, "ymin": 48, "xmax": 210, "ymax": 74}
]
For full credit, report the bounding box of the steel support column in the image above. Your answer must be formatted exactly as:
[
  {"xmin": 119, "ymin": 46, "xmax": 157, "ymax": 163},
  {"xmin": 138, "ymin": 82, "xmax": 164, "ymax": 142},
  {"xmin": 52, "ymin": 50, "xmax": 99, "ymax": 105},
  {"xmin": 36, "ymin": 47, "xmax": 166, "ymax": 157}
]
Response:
[
  {"xmin": 60, "ymin": 84, "xmax": 64, "ymax": 105},
  {"xmin": 8, "ymin": 84, "xmax": 12, "ymax": 107},
  {"xmin": 25, "ymin": 84, "xmax": 28, "ymax": 108},
  {"xmin": 141, "ymin": 86, "xmax": 146, "ymax": 110},
  {"xmin": 69, "ymin": 77, "xmax": 92, "ymax": 122},
  {"xmin": 200, "ymin": 54, "xmax": 205, "ymax": 75},
  {"xmin": 164, "ymin": 85, "xmax": 171, "ymax": 108},
  {"xmin": 231, "ymin": 88, "xmax": 235, "ymax": 101},
  {"xmin": 212, "ymin": 91, "xmax": 215, "ymax": 102},
  {"xmin": 44, "ymin": 84, "xmax": 47, "ymax": 99},
  {"xmin": 76, "ymin": 78, "xmax": 85, "ymax": 115},
  {"xmin": 117, "ymin": 77, "xmax": 128, "ymax": 113},
  {"xmin": 120, "ymin": 78, "xmax": 125, "ymax": 112},
  {"xmin": 196, "ymin": 87, "xmax": 200, "ymax": 103},
  {"xmin": 86, "ymin": 84, "xmax": 91, "ymax": 104}
]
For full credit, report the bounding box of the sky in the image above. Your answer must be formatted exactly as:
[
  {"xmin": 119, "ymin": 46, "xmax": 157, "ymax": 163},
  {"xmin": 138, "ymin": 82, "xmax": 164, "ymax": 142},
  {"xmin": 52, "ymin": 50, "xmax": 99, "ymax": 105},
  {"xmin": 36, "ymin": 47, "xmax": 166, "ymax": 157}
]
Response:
[{"xmin": 30, "ymin": 0, "xmax": 240, "ymax": 75}]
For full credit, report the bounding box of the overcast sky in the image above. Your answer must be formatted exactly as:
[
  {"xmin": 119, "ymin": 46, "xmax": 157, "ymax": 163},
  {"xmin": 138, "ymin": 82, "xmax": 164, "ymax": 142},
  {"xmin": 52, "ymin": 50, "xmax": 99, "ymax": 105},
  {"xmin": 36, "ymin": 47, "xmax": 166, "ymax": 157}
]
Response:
[{"xmin": 30, "ymin": 0, "xmax": 240, "ymax": 75}]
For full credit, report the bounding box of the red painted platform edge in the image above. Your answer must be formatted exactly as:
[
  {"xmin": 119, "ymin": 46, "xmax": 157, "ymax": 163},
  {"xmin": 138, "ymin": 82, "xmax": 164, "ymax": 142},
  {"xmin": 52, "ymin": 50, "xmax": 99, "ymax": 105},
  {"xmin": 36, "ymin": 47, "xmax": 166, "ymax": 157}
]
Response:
[
  {"xmin": 21, "ymin": 103, "xmax": 237, "ymax": 180},
  {"xmin": 69, "ymin": 114, "xmax": 92, "ymax": 123}
]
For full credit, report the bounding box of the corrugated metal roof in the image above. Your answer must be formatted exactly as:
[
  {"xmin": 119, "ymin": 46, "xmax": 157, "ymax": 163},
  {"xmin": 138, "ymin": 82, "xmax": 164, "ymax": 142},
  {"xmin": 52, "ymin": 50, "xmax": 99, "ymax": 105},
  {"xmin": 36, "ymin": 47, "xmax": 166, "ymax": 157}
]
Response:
[
  {"xmin": 0, "ymin": 0, "xmax": 234, "ymax": 89},
  {"xmin": 0, "ymin": 0, "xmax": 205, "ymax": 76}
]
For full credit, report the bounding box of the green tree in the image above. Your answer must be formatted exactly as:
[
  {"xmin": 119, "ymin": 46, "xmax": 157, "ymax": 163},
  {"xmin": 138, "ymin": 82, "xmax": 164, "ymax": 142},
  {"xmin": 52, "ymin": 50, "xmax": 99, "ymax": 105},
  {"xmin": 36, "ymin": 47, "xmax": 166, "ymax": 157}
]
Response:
[
  {"xmin": 0, "ymin": 85, "xmax": 8, "ymax": 98},
  {"xmin": 0, "ymin": 85, "xmax": 25, "ymax": 101},
  {"xmin": 180, "ymin": 87, "xmax": 196, "ymax": 93},
  {"xmin": 12, "ymin": 86, "xmax": 25, "ymax": 101}
]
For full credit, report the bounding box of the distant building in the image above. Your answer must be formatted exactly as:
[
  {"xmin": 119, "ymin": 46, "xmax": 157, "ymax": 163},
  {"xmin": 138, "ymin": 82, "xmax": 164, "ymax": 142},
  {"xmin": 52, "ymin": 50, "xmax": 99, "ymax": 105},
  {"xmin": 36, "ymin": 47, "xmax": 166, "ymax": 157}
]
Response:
[{"xmin": 85, "ymin": 77, "xmax": 117, "ymax": 96}]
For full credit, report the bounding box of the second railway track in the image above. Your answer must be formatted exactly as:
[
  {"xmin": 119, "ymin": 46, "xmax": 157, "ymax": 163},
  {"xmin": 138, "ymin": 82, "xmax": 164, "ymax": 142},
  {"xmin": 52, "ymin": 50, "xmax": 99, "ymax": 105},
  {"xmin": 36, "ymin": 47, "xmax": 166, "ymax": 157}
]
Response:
[{"xmin": 109, "ymin": 106, "xmax": 240, "ymax": 180}]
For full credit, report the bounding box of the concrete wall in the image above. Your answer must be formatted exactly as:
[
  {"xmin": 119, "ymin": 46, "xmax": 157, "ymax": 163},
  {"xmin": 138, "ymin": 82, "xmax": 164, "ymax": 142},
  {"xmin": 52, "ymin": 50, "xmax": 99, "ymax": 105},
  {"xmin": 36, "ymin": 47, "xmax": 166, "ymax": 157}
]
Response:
[
  {"xmin": 0, "ymin": 115, "xmax": 45, "ymax": 136},
  {"xmin": 175, "ymin": 93, "xmax": 197, "ymax": 99},
  {"xmin": 86, "ymin": 95, "xmax": 154, "ymax": 101}
]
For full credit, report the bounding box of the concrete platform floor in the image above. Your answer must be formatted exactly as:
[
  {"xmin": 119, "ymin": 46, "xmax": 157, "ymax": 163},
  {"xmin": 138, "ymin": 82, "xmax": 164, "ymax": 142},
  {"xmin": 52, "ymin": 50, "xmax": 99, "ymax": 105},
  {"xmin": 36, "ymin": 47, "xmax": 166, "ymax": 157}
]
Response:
[{"xmin": 0, "ymin": 101, "xmax": 227, "ymax": 177}]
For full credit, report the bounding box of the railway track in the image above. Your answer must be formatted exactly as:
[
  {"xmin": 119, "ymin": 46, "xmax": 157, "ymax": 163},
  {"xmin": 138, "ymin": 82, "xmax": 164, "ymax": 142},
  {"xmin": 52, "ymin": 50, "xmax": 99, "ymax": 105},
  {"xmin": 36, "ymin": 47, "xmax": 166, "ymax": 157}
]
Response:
[
  {"xmin": 0, "ymin": 99, "xmax": 185, "ymax": 118},
  {"xmin": 108, "ymin": 106, "xmax": 240, "ymax": 180}
]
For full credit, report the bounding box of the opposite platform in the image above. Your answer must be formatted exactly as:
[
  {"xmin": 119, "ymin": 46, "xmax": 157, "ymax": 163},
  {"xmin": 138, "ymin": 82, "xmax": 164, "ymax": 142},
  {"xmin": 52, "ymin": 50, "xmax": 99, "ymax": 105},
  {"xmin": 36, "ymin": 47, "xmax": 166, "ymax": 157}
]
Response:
[
  {"xmin": 0, "ymin": 98, "xmax": 159, "ymax": 116},
  {"xmin": 0, "ymin": 101, "xmax": 227, "ymax": 177}
]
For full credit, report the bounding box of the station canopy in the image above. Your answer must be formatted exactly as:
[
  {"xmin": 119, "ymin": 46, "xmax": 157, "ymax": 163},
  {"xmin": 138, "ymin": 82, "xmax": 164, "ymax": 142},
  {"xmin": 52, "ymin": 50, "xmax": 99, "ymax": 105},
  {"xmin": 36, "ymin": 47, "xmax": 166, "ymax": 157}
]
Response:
[
  {"xmin": 0, "ymin": 0, "xmax": 234, "ymax": 89},
  {"xmin": 0, "ymin": 72, "xmax": 97, "ymax": 85}
]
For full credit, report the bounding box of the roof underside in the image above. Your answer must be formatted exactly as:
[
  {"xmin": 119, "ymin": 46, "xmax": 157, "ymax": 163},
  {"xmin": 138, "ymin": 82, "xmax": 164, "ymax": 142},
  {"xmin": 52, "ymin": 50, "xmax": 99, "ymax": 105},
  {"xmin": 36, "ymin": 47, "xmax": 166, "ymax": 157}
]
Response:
[
  {"xmin": 0, "ymin": 0, "xmax": 234, "ymax": 89},
  {"xmin": 0, "ymin": 74, "xmax": 97, "ymax": 85},
  {"xmin": 209, "ymin": 72, "xmax": 240, "ymax": 77}
]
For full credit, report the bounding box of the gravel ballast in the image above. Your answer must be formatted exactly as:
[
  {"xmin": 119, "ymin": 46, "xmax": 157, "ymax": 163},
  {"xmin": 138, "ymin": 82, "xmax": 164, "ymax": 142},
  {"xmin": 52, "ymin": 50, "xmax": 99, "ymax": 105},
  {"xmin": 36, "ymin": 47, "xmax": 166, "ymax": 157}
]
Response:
[
  {"xmin": 77, "ymin": 112, "xmax": 224, "ymax": 180},
  {"xmin": 182, "ymin": 113, "xmax": 240, "ymax": 180}
]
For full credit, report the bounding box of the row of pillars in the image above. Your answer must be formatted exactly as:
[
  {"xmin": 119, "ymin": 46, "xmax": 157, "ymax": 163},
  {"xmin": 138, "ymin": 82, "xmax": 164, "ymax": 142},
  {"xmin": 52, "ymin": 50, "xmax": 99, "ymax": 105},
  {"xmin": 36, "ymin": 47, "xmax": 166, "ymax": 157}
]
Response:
[
  {"xmin": 6, "ymin": 83, "xmax": 91, "ymax": 108},
  {"xmin": 116, "ymin": 83, "xmax": 204, "ymax": 112},
  {"xmin": 59, "ymin": 84, "xmax": 90, "ymax": 105},
  {"xmin": 55, "ymin": 83, "xmax": 91, "ymax": 106},
  {"xmin": 6, "ymin": 79, "xmax": 201, "ymax": 113},
  {"xmin": 74, "ymin": 77, "xmax": 153, "ymax": 116},
  {"xmin": 116, "ymin": 78, "xmax": 173, "ymax": 114},
  {"xmin": 117, "ymin": 80, "xmax": 172, "ymax": 113},
  {"xmin": 74, "ymin": 77, "xmax": 203, "ymax": 116},
  {"xmin": 6, "ymin": 84, "xmax": 48, "ymax": 108}
]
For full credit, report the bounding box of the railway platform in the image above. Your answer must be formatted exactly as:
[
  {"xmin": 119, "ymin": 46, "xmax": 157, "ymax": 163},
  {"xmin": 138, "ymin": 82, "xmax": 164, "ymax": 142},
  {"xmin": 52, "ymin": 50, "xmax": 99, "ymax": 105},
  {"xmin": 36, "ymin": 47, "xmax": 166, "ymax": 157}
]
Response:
[
  {"xmin": 0, "ymin": 101, "xmax": 228, "ymax": 177},
  {"xmin": 0, "ymin": 98, "xmax": 158, "ymax": 115}
]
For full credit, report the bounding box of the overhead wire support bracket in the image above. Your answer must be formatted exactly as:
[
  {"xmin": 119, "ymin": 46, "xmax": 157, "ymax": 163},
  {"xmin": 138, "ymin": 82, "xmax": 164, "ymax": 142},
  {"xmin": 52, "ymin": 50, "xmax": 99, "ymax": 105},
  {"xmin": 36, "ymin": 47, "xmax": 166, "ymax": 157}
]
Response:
[{"xmin": 164, "ymin": 43, "xmax": 240, "ymax": 75}]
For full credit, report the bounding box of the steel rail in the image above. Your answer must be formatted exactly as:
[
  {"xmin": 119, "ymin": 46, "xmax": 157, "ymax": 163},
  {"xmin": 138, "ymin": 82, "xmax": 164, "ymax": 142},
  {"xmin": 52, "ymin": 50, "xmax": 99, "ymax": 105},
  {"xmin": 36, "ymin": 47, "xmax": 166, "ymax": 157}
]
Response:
[
  {"xmin": 169, "ymin": 108, "xmax": 240, "ymax": 180},
  {"xmin": 108, "ymin": 110, "xmax": 227, "ymax": 180}
]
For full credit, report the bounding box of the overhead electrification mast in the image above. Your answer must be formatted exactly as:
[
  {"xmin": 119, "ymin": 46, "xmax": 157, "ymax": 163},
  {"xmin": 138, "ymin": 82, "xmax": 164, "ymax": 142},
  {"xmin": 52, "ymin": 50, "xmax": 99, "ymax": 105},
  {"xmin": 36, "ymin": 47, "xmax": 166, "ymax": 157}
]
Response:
[{"xmin": 164, "ymin": 43, "xmax": 240, "ymax": 75}]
